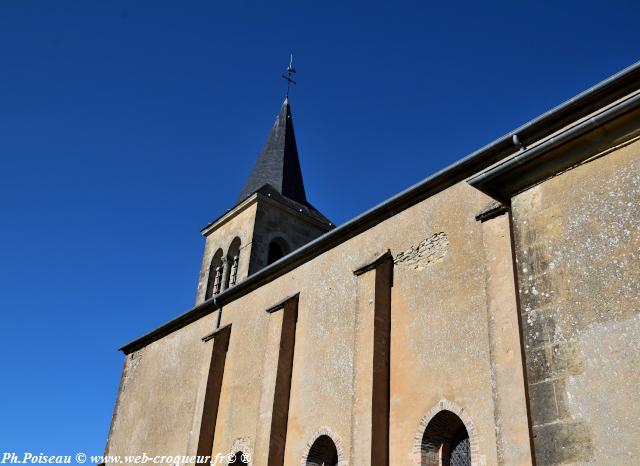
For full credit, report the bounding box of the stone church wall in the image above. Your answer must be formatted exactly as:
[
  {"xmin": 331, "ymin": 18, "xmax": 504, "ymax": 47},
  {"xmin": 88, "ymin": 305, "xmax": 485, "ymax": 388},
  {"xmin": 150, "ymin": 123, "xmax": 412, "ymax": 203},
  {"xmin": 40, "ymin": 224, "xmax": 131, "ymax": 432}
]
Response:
[
  {"xmin": 106, "ymin": 179, "xmax": 538, "ymax": 465},
  {"xmin": 512, "ymin": 138, "xmax": 640, "ymax": 465},
  {"xmin": 106, "ymin": 140, "xmax": 640, "ymax": 466},
  {"xmin": 105, "ymin": 311, "xmax": 219, "ymax": 460},
  {"xmin": 189, "ymin": 181, "xmax": 529, "ymax": 465}
]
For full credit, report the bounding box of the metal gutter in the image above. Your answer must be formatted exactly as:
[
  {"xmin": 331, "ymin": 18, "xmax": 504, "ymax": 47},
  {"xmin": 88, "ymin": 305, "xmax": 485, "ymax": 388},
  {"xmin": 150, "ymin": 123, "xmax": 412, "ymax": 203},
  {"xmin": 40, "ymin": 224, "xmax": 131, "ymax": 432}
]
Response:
[
  {"xmin": 468, "ymin": 91, "xmax": 640, "ymax": 197},
  {"xmin": 119, "ymin": 60, "xmax": 640, "ymax": 354}
]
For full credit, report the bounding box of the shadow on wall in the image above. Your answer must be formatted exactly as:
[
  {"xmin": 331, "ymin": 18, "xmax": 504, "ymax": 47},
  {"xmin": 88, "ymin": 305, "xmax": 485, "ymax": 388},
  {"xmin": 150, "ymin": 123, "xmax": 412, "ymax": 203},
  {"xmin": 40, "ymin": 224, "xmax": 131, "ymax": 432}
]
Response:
[{"xmin": 267, "ymin": 237, "xmax": 289, "ymax": 265}]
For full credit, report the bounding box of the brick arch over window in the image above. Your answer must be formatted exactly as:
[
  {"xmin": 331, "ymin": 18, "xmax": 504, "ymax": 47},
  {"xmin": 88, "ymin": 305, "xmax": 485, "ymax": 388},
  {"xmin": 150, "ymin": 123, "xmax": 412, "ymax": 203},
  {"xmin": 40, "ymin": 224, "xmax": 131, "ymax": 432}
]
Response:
[
  {"xmin": 411, "ymin": 399, "xmax": 480, "ymax": 466},
  {"xmin": 300, "ymin": 427, "xmax": 347, "ymax": 466},
  {"xmin": 228, "ymin": 438, "xmax": 252, "ymax": 465}
]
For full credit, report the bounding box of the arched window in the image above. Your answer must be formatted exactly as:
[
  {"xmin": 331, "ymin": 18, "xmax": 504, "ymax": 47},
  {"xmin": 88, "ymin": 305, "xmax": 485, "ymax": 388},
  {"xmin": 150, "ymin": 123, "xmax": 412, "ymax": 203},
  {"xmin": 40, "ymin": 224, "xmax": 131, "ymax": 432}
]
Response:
[
  {"xmin": 227, "ymin": 451, "xmax": 248, "ymax": 465},
  {"xmin": 224, "ymin": 237, "xmax": 242, "ymax": 290},
  {"xmin": 267, "ymin": 237, "xmax": 289, "ymax": 265},
  {"xmin": 205, "ymin": 249, "xmax": 224, "ymax": 299},
  {"xmin": 421, "ymin": 410, "xmax": 470, "ymax": 466},
  {"xmin": 305, "ymin": 435, "xmax": 338, "ymax": 466}
]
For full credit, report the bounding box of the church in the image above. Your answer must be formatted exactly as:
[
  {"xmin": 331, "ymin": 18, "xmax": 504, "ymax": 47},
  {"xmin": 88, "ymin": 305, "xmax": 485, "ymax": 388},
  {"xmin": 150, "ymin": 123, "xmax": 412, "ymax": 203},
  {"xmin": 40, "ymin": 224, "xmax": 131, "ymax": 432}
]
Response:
[{"xmin": 104, "ymin": 62, "xmax": 640, "ymax": 466}]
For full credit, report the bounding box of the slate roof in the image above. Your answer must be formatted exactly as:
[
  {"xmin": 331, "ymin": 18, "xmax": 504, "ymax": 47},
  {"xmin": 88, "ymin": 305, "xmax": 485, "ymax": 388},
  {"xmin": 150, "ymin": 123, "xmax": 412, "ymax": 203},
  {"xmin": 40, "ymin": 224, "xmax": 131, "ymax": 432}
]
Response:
[{"xmin": 237, "ymin": 97, "xmax": 308, "ymax": 206}]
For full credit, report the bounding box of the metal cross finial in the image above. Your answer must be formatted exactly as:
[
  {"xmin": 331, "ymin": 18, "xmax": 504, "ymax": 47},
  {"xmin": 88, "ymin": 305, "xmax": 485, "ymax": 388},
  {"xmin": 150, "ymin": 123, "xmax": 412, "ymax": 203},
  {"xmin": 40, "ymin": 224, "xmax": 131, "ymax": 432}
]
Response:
[{"xmin": 282, "ymin": 54, "xmax": 297, "ymax": 97}]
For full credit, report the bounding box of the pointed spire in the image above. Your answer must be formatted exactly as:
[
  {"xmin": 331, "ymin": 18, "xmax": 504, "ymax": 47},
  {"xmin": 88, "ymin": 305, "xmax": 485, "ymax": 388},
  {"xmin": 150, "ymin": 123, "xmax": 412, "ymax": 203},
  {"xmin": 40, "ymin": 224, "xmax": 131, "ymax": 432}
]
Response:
[{"xmin": 237, "ymin": 98, "xmax": 308, "ymax": 205}]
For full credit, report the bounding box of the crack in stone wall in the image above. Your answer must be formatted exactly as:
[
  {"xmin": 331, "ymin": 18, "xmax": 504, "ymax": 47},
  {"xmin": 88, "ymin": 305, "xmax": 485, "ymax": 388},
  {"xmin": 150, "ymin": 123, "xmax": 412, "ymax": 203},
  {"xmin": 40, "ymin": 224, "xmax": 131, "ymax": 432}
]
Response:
[{"xmin": 394, "ymin": 232, "xmax": 449, "ymax": 271}]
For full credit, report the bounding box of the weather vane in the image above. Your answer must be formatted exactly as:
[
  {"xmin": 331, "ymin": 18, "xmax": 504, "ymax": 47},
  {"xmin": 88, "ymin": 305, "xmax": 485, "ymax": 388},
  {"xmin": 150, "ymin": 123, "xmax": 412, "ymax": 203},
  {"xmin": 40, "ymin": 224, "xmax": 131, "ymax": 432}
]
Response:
[{"xmin": 282, "ymin": 54, "xmax": 297, "ymax": 97}]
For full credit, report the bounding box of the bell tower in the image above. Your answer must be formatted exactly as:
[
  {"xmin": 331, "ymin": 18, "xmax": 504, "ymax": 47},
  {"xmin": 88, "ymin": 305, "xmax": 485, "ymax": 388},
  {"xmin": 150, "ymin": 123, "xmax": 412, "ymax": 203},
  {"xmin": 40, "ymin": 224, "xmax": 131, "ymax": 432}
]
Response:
[{"xmin": 195, "ymin": 97, "xmax": 333, "ymax": 304}]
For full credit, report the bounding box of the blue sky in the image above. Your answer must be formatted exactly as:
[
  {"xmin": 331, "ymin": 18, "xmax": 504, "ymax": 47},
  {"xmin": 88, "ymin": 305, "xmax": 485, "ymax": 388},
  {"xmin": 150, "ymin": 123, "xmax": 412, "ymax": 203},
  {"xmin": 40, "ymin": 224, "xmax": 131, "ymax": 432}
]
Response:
[{"xmin": 0, "ymin": 0, "xmax": 638, "ymax": 459}]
